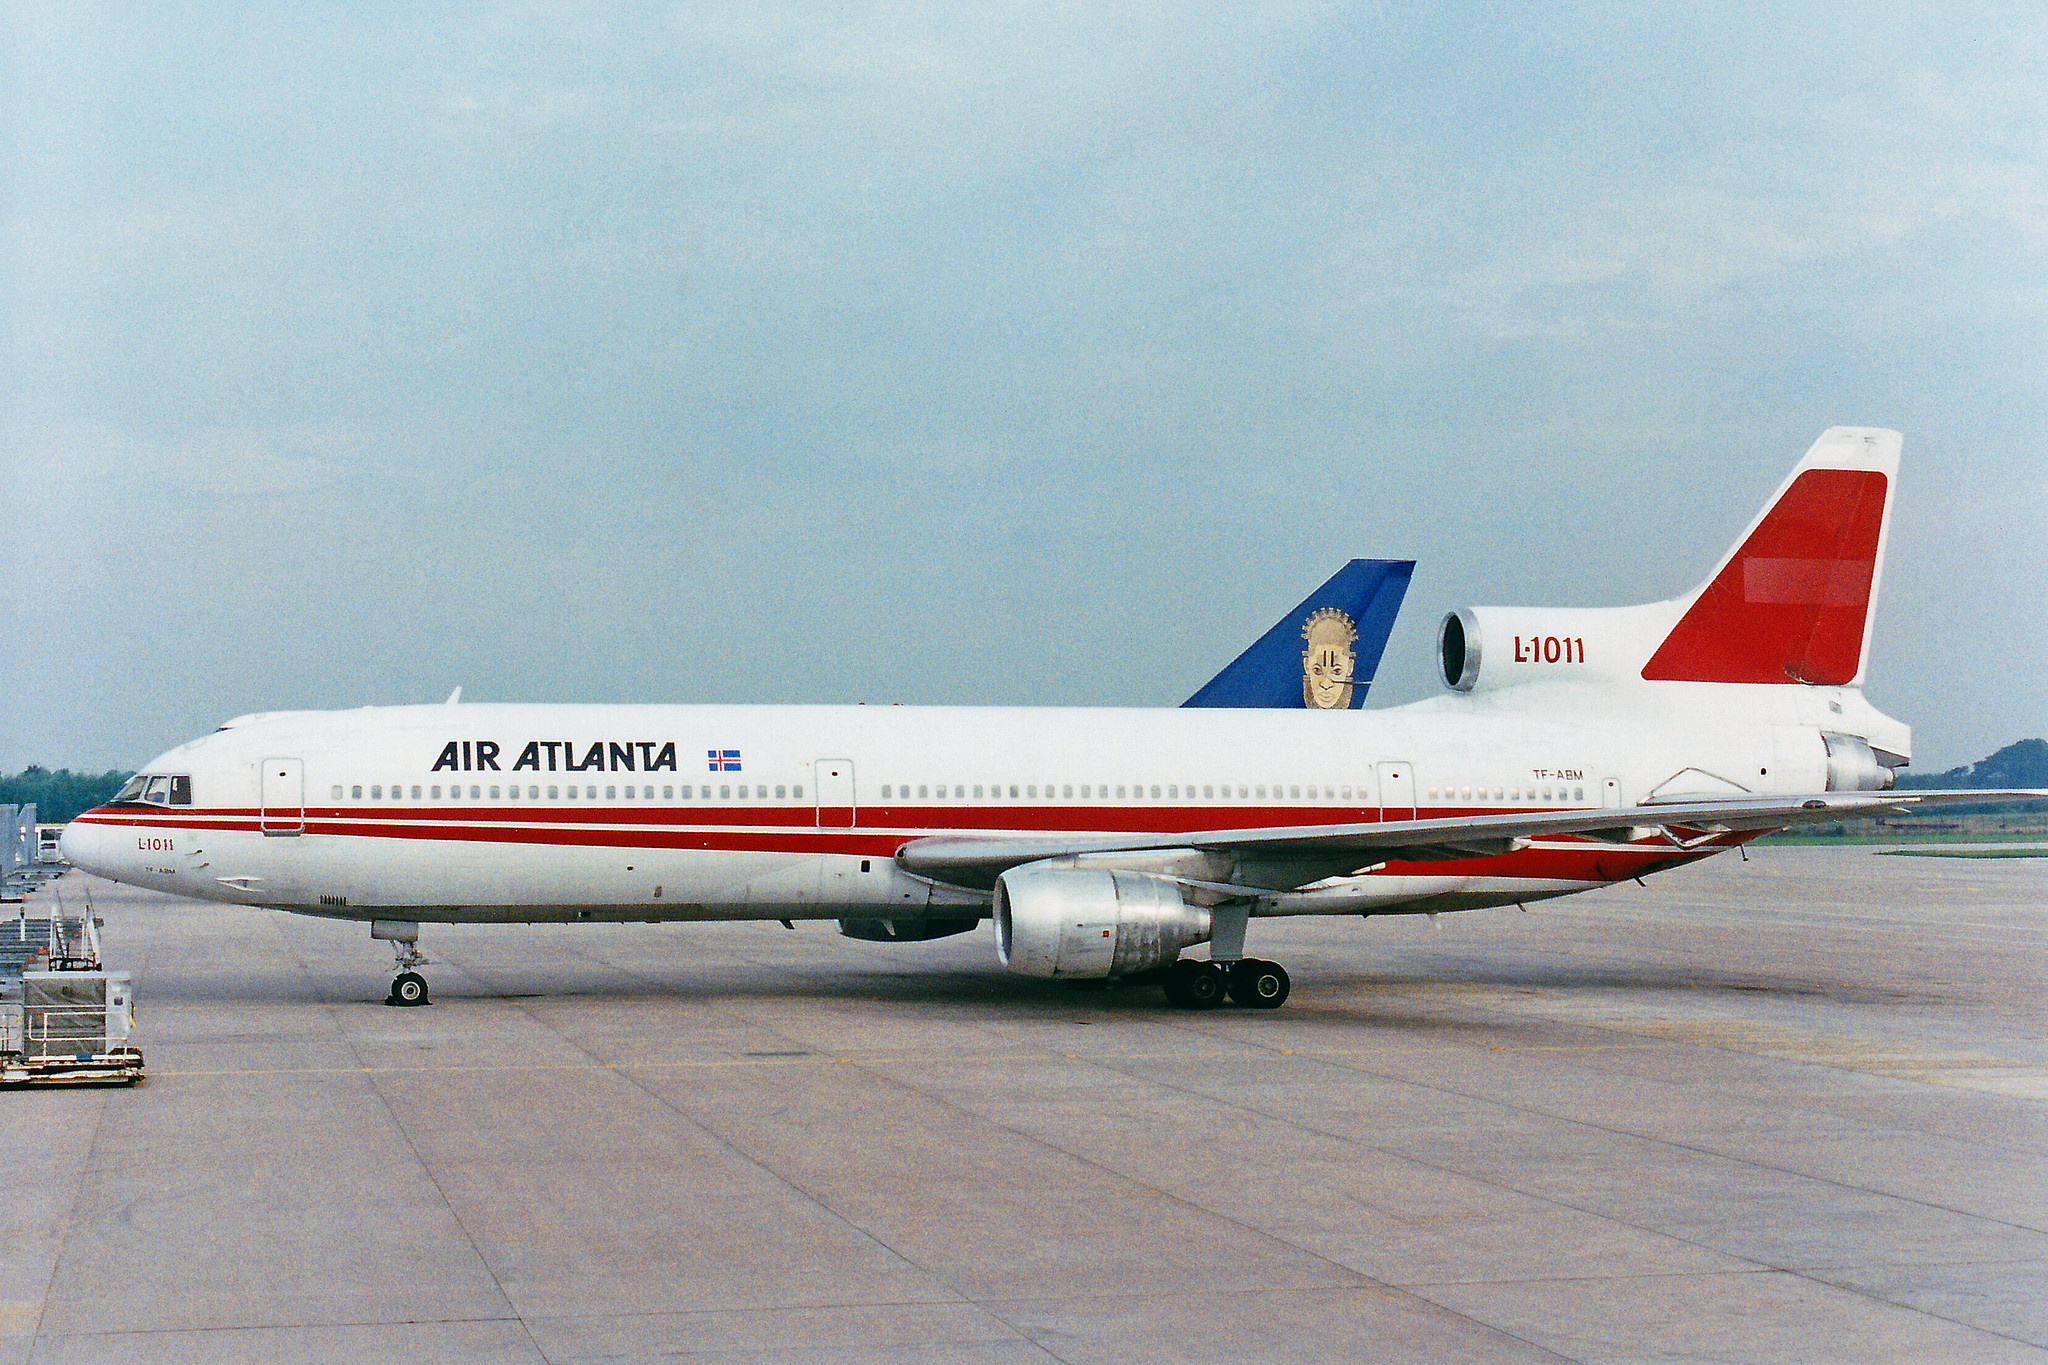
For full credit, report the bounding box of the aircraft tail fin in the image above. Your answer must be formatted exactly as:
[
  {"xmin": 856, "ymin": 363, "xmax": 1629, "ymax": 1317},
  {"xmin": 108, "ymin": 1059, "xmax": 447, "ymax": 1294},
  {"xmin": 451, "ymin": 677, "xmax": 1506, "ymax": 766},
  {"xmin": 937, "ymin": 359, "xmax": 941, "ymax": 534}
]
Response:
[
  {"xmin": 1185, "ymin": 559, "xmax": 1414, "ymax": 709},
  {"xmin": 1641, "ymin": 428, "xmax": 1899, "ymax": 687}
]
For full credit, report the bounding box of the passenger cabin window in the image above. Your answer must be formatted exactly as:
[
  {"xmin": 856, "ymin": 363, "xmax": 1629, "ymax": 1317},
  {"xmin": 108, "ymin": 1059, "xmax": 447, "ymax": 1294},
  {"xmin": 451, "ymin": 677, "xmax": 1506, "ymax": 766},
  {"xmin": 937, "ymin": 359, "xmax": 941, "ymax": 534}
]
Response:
[{"xmin": 332, "ymin": 785, "xmax": 344, "ymax": 800}]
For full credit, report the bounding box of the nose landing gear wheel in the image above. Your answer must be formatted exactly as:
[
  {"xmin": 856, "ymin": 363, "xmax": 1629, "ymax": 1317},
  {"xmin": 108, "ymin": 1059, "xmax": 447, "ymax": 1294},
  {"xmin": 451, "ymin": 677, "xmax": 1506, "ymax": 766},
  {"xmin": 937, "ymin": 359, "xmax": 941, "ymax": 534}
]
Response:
[
  {"xmin": 1163, "ymin": 959, "xmax": 1228, "ymax": 1009},
  {"xmin": 387, "ymin": 972, "xmax": 430, "ymax": 1007},
  {"xmin": 1227, "ymin": 959, "xmax": 1290, "ymax": 1009}
]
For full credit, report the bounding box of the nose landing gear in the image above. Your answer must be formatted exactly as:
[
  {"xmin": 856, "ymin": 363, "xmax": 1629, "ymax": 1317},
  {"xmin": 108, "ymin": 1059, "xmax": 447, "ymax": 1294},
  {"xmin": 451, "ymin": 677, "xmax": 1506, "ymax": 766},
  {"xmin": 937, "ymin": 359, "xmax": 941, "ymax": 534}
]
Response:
[
  {"xmin": 388, "ymin": 970, "xmax": 429, "ymax": 1007},
  {"xmin": 372, "ymin": 920, "xmax": 431, "ymax": 1007}
]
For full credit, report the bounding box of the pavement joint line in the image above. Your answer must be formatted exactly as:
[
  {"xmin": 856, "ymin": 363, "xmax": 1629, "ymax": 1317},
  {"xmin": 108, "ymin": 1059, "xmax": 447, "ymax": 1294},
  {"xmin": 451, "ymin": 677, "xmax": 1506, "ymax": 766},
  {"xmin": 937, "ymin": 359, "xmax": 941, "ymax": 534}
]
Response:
[
  {"xmin": 23, "ymin": 1025, "xmax": 115, "ymax": 1360},
  {"xmin": 38, "ymin": 866, "xmax": 2048, "ymax": 1360},
  {"xmin": 765, "ymin": 1016, "xmax": 1599, "ymax": 1365},
  {"xmin": 1299, "ymin": 1072, "xmax": 2048, "ymax": 1352},
  {"xmin": 1126, "ymin": 1011, "xmax": 2048, "ymax": 1349},
  {"xmin": 276, "ymin": 917, "xmax": 553, "ymax": 1365},
  {"xmin": 422, "ymin": 932, "xmax": 1020, "ymax": 1358},
  {"xmin": 35, "ymin": 1312, "xmax": 532, "ymax": 1341},
  {"xmin": 1214, "ymin": 1008, "xmax": 2048, "ymax": 1239},
  {"xmin": 518, "ymin": 935, "xmax": 1564, "ymax": 1365}
]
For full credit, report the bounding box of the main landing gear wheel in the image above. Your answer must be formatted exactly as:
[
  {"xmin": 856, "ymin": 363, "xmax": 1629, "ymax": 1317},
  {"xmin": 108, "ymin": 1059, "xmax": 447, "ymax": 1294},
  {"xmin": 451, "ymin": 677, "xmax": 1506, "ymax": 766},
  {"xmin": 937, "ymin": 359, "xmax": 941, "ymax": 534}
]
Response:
[
  {"xmin": 1227, "ymin": 959, "xmax": 1290, "ymax": 1009},
  {"xmin": 387, "ymin": 972, "xmax": 430, "ymax": 1007},
  {"xmin": 1163, "ymin": 959, "xmax": 1228, "ymax": 1010}
]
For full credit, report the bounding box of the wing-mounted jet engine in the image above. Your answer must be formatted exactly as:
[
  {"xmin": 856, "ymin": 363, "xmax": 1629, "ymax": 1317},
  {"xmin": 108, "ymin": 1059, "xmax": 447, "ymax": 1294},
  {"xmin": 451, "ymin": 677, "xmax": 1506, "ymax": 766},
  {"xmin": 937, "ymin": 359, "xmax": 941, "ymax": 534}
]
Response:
[{"xmin": 992, "ymin": 862, "xmax": 1289, "ymax": 1008}]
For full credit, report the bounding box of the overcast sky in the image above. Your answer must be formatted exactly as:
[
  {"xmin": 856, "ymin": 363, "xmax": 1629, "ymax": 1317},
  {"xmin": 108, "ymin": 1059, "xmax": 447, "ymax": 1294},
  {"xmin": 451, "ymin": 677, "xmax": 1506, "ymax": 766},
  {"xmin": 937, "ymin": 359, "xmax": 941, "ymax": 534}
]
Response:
[{"xmin": 5, "ymin": 2, "xmax": 2043, "ymax": 774}]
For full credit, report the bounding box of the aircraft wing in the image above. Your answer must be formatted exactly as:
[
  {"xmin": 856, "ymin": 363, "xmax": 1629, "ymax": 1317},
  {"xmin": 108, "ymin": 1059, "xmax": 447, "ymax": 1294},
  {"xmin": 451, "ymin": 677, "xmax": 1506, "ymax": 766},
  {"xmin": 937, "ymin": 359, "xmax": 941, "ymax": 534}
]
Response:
[{"xmin": 895, "ymin": 789, "xmax": 2048, "ymax": 889}]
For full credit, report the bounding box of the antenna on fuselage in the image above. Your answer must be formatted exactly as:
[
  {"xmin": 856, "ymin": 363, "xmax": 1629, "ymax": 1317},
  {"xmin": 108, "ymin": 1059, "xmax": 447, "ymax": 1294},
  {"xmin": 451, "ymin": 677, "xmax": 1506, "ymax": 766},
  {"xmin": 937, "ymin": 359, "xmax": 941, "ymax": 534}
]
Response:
[{"xmin": 445, "ymin": 687, "xmax": 462, "ymax": 704}]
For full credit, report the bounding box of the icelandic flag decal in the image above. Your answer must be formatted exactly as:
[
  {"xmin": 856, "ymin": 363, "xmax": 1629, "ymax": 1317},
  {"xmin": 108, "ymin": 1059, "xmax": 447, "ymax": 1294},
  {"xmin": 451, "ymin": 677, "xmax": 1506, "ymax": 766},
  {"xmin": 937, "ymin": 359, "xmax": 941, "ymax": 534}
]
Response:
[{"xmin": 708, "ymin": 749, "xmax": 742, "ymax": 772}]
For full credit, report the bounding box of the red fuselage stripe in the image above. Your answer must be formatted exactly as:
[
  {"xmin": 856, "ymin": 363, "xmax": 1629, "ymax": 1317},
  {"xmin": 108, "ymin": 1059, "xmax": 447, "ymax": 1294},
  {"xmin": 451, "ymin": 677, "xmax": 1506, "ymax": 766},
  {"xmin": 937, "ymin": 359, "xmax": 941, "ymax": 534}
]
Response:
[{"xmin": 74, "ymin": 803, "xmax": 1739, "ymax": 880}]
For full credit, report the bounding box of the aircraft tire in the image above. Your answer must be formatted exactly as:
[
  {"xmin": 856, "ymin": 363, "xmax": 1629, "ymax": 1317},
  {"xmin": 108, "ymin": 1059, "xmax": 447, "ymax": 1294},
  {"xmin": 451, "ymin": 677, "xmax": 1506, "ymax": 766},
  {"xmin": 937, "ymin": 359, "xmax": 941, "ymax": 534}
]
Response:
[
  {"xmin": 1164, "ymin": 959, "xmax": 1226, "ymax": 1010},
  {"xmin": 388, "ymin": 972, "xmax": 430, "ymax": 1007},
  {"xmin": 1228, "ymin": 960, "xmax": 1290, "ymax": 1009}
]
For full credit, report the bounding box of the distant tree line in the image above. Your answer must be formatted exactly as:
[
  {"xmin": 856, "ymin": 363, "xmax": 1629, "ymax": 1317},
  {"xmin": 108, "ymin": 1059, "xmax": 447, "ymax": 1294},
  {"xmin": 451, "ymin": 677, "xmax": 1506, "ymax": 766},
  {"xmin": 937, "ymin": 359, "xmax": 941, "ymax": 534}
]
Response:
[
  {"xmin": 1894, "ymin": 738, "xmax": 2048, "ymax": 789},
  {"xmin": 0, "ymin": 768, "xmax": 134, "ymax": 823},
  {"xmin": 1892, "ymin": 738, "xmax": 2047, "ymax": 814}
]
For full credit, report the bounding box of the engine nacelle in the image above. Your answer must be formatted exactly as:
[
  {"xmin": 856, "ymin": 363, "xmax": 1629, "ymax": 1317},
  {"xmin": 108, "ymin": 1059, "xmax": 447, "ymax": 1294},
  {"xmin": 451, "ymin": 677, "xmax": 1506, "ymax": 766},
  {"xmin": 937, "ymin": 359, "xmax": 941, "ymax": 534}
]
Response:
[
  {"xmin": 1822, "ymin": 732, "xmax": 1893, "ymax": 791},
  {"xmin": 993, "ymin": 864, "xmax": 1210, "ymax": 979}
]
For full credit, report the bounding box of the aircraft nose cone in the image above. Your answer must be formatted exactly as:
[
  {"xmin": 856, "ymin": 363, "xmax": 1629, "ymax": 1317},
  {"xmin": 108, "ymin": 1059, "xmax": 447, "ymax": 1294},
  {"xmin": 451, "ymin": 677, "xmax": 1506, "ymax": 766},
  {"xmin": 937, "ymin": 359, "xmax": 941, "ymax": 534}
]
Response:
[{"xmin": 58, "ymin": 818, "xmax": 116, "ymax": 877}]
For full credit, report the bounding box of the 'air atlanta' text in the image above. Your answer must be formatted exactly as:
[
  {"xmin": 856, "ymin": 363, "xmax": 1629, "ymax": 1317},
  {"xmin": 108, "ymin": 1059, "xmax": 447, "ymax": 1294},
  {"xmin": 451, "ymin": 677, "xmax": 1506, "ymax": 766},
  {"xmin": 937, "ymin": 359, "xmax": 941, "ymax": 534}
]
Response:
[{"xmin": 432, "ymin": 740, "xmax": 683, "ymax": 773}]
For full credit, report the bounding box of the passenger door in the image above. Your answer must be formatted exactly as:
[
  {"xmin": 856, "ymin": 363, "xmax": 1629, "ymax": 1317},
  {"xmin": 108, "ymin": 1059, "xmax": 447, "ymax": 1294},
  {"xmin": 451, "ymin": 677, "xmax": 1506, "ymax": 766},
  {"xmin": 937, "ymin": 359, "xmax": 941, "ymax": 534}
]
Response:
[
  {"xmin": 815, "ymin": 759, "xmax": 856, "ymax": 829},
  {"xmin": 1376, "ymin": 761, "xmax": 1416, "ymax": 821},
  {"xmin": 260, "ymin": 758, "xmax": 304, "ymax": 836}
]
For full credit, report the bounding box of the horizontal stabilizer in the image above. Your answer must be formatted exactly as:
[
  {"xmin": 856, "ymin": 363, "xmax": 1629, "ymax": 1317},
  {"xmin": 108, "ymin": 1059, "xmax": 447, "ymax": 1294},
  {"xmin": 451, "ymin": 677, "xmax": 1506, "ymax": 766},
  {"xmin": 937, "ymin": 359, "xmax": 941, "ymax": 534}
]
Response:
[{"xmin": 1184, "ymin": 559, "xmax": 1414, "ymax": 709}]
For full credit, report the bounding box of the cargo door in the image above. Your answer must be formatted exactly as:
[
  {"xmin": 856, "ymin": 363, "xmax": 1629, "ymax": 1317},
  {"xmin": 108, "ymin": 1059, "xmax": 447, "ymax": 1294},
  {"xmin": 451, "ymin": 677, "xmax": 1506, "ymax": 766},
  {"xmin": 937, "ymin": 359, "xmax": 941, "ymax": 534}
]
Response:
[
  {"xmin": 815, "ymin": 759, "xmax": 856, "ymax": 829},
  {"xmin": 260, "ymin": 758, "xmax": 304, "ymax": 835},
  {"xmin": 1376, "ymin": 761, "xmax": 1416, "ymax": 821}
]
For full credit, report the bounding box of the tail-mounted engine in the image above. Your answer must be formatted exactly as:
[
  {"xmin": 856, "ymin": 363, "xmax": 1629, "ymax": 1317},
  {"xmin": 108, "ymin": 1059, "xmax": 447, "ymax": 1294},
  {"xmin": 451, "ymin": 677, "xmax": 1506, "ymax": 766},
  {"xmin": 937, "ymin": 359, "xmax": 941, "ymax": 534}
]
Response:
[
  {"xmin": 1822, "ymin": 732, "xmax": 1893, "ymax": 791},
  {"xmin": 993, "ymin": 863, "xmax": 1210, "ymax": 979},
  {"xmin": 1438, "ymin": 604, "xmax": 1677, "ymax": 695}
]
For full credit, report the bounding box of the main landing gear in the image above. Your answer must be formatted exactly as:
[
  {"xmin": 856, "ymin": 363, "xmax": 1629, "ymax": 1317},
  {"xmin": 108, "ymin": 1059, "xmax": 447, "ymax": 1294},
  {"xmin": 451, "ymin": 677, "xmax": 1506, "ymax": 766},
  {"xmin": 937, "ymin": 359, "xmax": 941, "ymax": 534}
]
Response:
[
  {"xmin": 1162, "ymin": 957, "xmax": 1291, "ymax": 1010},
  {"xmin": 373, "ymin": 920, "xmax": 431, "ymax": 1007},
  {"xmin": 1160, "ymin": 905, "xmax": 1290, "ymax": 1010}
]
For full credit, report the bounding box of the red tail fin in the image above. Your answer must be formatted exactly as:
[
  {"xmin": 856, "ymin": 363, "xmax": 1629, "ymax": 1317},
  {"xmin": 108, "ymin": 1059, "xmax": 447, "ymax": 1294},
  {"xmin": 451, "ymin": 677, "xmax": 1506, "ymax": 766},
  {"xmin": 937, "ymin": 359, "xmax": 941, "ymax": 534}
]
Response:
[{"xmin": 1641, "ymin": 429, "xmax": 1898, "ymax": 686}]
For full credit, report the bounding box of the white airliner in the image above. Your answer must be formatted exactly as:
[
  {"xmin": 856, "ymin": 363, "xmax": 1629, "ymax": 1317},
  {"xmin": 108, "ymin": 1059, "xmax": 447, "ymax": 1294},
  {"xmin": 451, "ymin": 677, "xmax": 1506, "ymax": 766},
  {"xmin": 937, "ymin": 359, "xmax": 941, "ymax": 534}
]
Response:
[{"xmin": 63, "ymin": 428, "xmax": 2036, "ymax": 1009}]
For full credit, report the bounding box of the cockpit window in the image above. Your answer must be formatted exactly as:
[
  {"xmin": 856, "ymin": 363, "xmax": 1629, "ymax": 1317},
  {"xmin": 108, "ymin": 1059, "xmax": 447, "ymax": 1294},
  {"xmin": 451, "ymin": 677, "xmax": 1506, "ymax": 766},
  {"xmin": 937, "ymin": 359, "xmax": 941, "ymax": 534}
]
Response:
[
  {"xmin": 142, "ymin": 776, "xmax": 171, "ymax": 805},
  {"xmin": 114, "ymin": 775, "xmax": 148, "ymax": 803},
  {"xmin": 169, "ymin": 775, "xmax": 192, "ymax": 805}
]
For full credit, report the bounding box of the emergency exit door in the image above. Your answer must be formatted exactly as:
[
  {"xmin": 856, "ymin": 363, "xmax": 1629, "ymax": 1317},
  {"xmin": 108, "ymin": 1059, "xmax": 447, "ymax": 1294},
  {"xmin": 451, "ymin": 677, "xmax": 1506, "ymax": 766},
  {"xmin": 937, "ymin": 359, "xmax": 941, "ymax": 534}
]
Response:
[{"xmin": 260, "ymin": 757, "xmax": 304, "ymax": 835}]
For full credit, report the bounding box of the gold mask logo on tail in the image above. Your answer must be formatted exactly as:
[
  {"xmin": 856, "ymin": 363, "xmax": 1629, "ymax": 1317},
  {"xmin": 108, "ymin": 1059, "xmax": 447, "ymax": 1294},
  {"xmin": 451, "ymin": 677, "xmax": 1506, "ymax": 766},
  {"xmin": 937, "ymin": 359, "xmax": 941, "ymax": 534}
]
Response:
[{"xmin": 1301, "ymin": 607, "xmax": 1358, "ymax": 709}]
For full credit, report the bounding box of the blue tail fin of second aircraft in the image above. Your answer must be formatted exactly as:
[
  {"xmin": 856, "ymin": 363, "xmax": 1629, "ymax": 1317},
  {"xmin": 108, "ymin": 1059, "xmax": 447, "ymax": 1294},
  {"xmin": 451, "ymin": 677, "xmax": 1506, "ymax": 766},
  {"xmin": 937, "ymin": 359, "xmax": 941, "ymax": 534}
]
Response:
[{"xmin": 1183, "ymin": 559, "xmax": 1415, "ymax": 709}]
